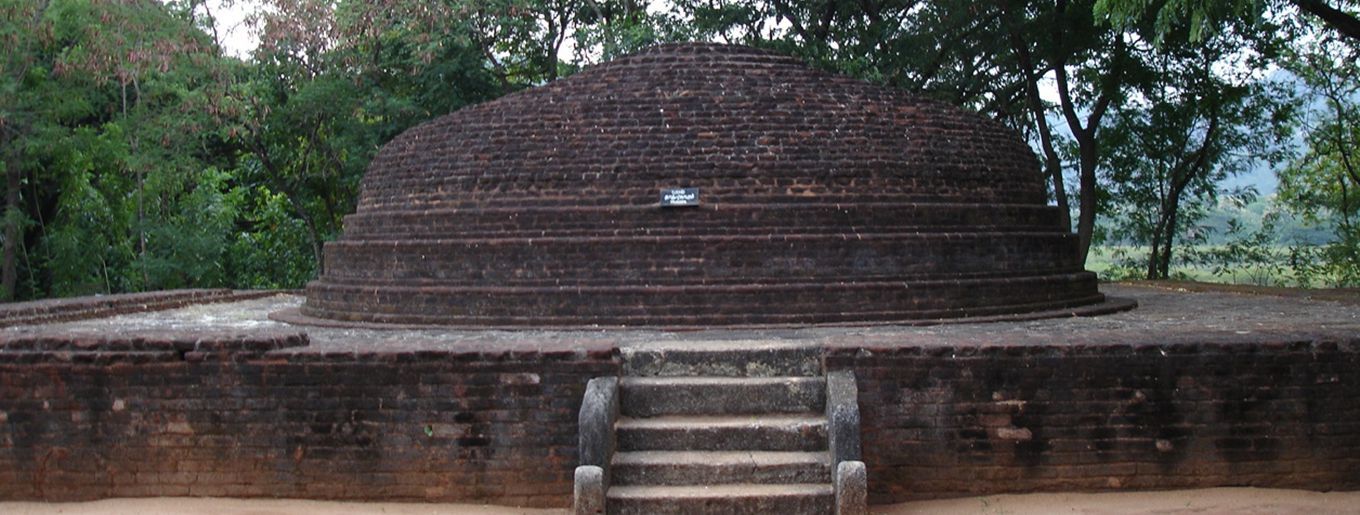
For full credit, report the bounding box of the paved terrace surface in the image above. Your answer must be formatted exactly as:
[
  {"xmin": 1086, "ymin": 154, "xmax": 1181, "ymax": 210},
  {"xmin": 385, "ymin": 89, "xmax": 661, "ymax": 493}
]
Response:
[{"xmin": 1, "ymin": 283, "xmax": 1355, "ymax": 351}]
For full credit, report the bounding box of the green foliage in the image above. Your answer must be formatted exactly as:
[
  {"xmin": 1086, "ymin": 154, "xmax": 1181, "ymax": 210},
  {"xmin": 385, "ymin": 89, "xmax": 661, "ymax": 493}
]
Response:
[
  {"xmin": 1274, "ymin": 23, "xmax": 1360, "ymax": 286},
  {"xmin": 1, "ymin": 0, "xmax": 1358, "ymax": 301},
  {"xmin": 1096, "ymin": 195, "xmax": 1359, "ymax": 286},
  {"xmin": 39, "ymin": 125, "xmax": 134, "ymax": 296},
  {"xmin": 573, "ymin": 0, "xmax": 662, "ymax": 61},
  {"xmin": 3, "ymin": 0, "xmax": 292, "ymax": 299},
  {"xmin": 1094, "ymin": 0, "xmax": 1265, "ymax": 43},
  {"xmin": 226, "ymin": 187, "xmax": 316, "ymax": 289},
  {"xmin": 1099, "ymin": 26, "xmax": 1297, "ymax": 279},
  {"xmin": 138, "ymin": 167, "xmax": 243, "ymax": 290},
  {"xmin": 1096, "ymin": 0, "xmax": 1360, "ymax": 45}
]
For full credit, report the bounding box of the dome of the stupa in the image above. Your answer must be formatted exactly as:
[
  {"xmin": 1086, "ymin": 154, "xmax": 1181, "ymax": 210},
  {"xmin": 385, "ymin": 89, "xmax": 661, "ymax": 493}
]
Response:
[{"xmin": 298, "ymin": 43, "xmax": 1106, "ymax": 326}]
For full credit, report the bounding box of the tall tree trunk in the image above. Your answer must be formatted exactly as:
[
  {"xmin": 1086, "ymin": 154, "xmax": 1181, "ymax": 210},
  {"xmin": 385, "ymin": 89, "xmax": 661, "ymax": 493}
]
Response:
[
  {"xmin": 283, "ymin": 189, "xmax": 325, "ymax": 275},
  {"xmin": 1165, "ymin": 113, "xmax": 1217, "ymax": 279},
  {"xmin": 1075, "ymin": 141, "xmax": 1100, "ymax": 264},
  {"xmin": 132, "ymin": 75, "xmax": 148, "ymax": 290},
  {"xmin": 2, "ymin": 133, "xmax": 20, "ymax": 301},
  {"xmin": 1147, "ymin": 197, "xmax": 1180, "ymax": 280},
  {"xmin": 1324, "ymin": 91, "xmax": 1360, "ymax": 187},
  {"xmin": 1006, "ymin": 24, "xmax": 1072, "ymax": 230},
  {"xmin": 1050, "ymin": 4, "xmax": 1123, "ymax": 265},
  {"xmin": 1146, "ymin": 221, "xmax": 1164, "ymax": 280},
  {"xmin": 1340, "ymin": 169, "xmax": 1353, "ymax": 232},
  {"xmin": 1159, "ymin": 203, "xmax": 1180, "ymax": 279}
]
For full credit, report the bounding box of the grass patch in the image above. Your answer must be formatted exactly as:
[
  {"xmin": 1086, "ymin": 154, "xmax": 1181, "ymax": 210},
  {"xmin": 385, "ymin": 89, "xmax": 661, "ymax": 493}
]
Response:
[{"xmin": 1088, "ymin": 245, "xmax": 1323, "ymax": 287}]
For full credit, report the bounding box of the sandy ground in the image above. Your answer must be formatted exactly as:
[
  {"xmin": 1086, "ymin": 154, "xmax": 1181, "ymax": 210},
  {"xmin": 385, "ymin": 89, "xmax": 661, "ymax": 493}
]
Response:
[
  {"xmin": 0, "ymin": 497, "xmax": 565, "ymax": 515},
  {"xmin": 878, "ymin": 487, "xmax": 1360, "ymax": 515},
  {"xmin": 6, "ymin": 488, "xmax": 1360, "ymax": 515}
]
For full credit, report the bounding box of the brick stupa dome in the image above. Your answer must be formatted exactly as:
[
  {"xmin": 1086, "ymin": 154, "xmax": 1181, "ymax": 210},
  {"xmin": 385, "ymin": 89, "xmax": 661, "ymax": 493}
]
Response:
[{"xmin": 299, "ymin": 43, "xmax": 1107, "ymax": 326}]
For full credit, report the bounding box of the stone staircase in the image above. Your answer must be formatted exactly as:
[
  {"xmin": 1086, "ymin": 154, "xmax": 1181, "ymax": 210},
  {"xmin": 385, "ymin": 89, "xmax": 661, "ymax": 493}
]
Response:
[{"xmin": 574, "ymin": 344, "xmax": 865, "ymax": 514}]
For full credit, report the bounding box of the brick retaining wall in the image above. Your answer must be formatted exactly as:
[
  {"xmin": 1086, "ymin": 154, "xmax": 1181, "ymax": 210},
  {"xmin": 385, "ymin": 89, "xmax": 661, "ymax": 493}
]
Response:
[
  {"xmin": 828, "ymin": 338, "xmax": 1360, "ymax": 503},
  {"xmin": 3, "ymin": 332, "xmax": 1358, "ymax": 506},
  {"xmin": 0, "ymin": 333, "xmax": 619, "ymax": 506}
]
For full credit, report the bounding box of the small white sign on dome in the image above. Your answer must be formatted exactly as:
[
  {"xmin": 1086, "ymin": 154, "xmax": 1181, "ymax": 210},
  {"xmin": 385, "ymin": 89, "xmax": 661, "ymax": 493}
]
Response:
[{"xmin": 660, "ymin": 188, "xmax": 700, "ymax": 207}]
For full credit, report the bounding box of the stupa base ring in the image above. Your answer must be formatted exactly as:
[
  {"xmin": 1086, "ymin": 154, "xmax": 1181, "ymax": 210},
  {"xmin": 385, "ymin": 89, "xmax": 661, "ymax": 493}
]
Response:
[{"xmin": 276, "ymin": 271, "xmax": 1136, "ymax": 328}]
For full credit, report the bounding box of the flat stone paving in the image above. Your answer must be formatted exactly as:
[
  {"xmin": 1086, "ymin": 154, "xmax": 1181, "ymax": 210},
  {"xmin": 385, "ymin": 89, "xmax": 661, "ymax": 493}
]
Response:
[{"xmin": 2, "ymin": 283, "xmax": 1355, "ymax": 351}]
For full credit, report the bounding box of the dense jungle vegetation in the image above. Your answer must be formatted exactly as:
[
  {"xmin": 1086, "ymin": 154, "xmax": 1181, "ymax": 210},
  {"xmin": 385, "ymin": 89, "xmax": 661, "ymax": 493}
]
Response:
[{"xmin": 1, "ymin": 0, "xmax": 1357, "ymax": 301}]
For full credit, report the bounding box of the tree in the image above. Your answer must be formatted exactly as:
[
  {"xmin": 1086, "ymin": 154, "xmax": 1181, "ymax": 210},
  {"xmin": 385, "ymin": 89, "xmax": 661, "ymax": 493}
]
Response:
[
  {"xmin": 1094, "ymin": 0, "xmax": 1360, "ymax": 43},
  {"xmin": 465, "ymin": 0, "xmax": 587, "ymax": 85},
  {"xmin": 1277, "ymin": 26, "xmax": 1360, "ymax": 284},
  {"xmin": 572, "ymin": 0, "xmax": 660, "ymax": 62},
  {"xmin": 0, "ymin": 0, "xmax": 250, "ymax": 299},
  {"xmin": 1000, "ymin": 0, "xmax": 1142, "ymax": 264},
  {"xmin": 232, "ymin": 0, "xmax": 502, "ymax": 274},
  {"xmin": 1094, "ymin": 0, "xmax": 1358, "ymax": 283},
  {"xmin": 0, "ymin": 0, "xmax": 53, "ymax": 300},
  {"xmin": 1, "ymin": 0, "xmax": 1342, "ymax": 299},
  {"xmin": 1101, "ymin": 29, "xmax": 1295, "ymax": 279}
]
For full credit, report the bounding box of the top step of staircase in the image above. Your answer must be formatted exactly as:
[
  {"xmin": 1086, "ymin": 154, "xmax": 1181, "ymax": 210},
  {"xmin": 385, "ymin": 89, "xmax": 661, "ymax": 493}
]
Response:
[
  {"xmin": 621, "ymin": 342, "xmax": 823, "ymax": 377},
  {"xmin": 619, "ymin": 376, "xmax": 826, "ymax": 417}
]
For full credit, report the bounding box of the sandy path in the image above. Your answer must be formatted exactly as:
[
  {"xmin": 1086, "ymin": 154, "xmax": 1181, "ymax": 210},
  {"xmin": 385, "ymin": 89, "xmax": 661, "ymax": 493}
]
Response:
[
  {"xmin": 877, "ymin": 487, "xmax": 1360, "ymax": 514},
  {"xmin": 6, "ymin": 488, "xmax": 1360, "ymax": 515},
  {"xmin": 0, "ymin": 498, "xmax": 567, "ymax": 515}
]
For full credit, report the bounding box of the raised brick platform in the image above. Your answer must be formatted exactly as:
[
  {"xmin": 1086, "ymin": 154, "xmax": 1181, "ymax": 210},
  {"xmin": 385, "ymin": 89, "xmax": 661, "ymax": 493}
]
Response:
[
  {"xmin": 1, "ymin": 284, "xmax": 1356, "ymax": 507},
  {"xmin": 302, "ymin": 43, "xmax": 1107, "ymax": 326}
]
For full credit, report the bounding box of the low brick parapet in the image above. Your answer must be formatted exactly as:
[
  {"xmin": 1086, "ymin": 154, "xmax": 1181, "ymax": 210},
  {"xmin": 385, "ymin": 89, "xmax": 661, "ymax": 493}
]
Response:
[
  {"xmin": 0, "ymin": 332, "xmax": 619, "ymax": 506},
  {"xmin": 827, "ymin": 338, "xmax": 1360, "ymax": 503},
  {"xmin": 0, "ymin": 290, "xmax": 282, "ymax": 329}
]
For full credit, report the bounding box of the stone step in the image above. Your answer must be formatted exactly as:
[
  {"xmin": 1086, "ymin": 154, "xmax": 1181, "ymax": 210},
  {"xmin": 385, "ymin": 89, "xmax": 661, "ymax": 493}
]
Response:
[
  {"xmin": 606, "ymin": 483, "xmax": 834, "ymax": 514},
  {"xmin": 616, "ymin": 414, "xmax": 828, "ymax": 452},
  {"xmin": 620, "ymin": 376, "xmax": 826, "ymax": 417},
  {"xmin": 612, "ymin": 450, "xmax": 831, "ymax": 486},
  {"xmin": 621, "ymin": 343, "xmax": 822, "ymax": 377}
]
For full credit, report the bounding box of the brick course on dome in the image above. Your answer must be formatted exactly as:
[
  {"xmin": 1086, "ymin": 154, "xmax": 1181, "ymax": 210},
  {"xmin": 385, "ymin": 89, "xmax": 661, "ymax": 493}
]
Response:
[{"xmin": 300, "ymin": 43, "xmax": 1107, "ymax": 327}]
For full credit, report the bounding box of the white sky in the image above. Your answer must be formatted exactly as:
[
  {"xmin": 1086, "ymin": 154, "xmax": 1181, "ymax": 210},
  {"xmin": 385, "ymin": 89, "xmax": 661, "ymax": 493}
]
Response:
[{"xmin": 206, "ymin": 0, "xmax": 261, "ymax": 58}]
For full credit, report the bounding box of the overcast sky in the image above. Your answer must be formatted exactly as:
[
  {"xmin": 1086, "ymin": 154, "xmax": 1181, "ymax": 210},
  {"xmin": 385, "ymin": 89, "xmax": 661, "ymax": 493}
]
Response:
[{"xmin": 208, "ymin": 0, "xmax": 259, "ymax": 58}]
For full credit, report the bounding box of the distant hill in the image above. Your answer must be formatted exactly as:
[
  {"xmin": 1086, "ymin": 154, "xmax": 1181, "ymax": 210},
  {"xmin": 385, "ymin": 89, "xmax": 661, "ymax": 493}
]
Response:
[
  {"xmin": 1193, "ymin": 195, "xmax": 1333, "ymax": 245},
  {"xmin": 1096, "ymin": 194, "xmax": 1334, "ymax": 247}
]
